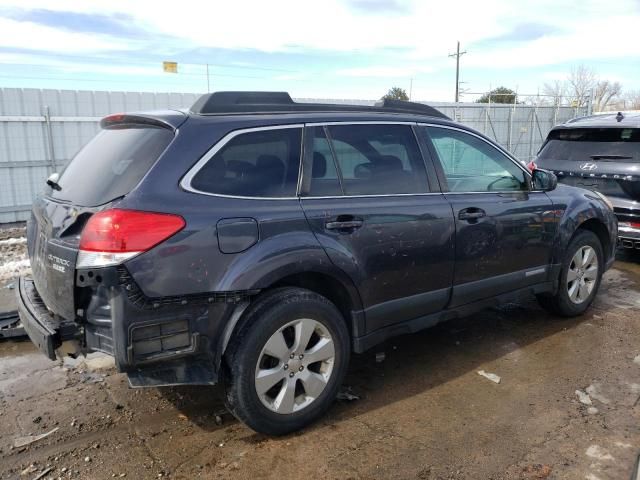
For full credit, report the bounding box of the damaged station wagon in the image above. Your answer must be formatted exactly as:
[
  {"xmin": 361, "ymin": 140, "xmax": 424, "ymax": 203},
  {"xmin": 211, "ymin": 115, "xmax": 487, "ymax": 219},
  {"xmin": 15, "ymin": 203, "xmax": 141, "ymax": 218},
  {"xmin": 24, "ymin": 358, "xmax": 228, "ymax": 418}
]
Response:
[{"xmin": 17, "ymin": 92, "xmax": 617, "ymax": 435}]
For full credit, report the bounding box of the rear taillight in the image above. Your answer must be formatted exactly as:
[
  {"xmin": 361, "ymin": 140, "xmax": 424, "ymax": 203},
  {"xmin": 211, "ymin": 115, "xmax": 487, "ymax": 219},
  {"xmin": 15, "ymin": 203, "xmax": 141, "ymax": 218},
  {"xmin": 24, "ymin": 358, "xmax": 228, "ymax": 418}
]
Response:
[{"xmin": 77, "ymin": 209, "xmax": 185, "ymax": 268}]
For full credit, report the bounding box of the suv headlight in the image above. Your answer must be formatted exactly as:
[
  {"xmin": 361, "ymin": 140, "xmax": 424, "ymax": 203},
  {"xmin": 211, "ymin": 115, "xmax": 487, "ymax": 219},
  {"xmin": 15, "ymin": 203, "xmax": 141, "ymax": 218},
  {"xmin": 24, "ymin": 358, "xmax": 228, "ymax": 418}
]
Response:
[{"xmin": 593, "ymin": 191, "xmax": 614, "ymax": 210}]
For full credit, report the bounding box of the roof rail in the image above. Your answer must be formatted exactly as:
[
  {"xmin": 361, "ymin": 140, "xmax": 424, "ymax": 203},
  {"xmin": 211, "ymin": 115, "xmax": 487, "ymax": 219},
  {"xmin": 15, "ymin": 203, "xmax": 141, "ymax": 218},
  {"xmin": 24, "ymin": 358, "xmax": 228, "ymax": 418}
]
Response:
[{"xmin": 190, "ymin": 91, "xmax": 450, "ymax": 119}]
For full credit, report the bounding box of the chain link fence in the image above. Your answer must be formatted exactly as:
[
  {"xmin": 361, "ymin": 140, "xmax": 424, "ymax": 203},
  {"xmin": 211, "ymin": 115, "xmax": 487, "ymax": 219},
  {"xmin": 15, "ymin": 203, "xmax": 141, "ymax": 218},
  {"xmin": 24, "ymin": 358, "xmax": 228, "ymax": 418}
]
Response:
[{"xmin": 0, "ymin": 88, "xmax": 586, "ymax": 223}]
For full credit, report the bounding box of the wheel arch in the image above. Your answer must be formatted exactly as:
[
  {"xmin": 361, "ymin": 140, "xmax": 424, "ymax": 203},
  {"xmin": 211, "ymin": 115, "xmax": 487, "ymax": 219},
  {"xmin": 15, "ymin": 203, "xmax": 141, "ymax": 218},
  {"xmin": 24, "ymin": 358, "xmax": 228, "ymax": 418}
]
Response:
[
  {"xmin": 217, "ymin": 268, "xmax": 364, "ymax": 366},
  {"xmin": 575, "ymin": 218, "xmax": 612, "ymax": 264}
]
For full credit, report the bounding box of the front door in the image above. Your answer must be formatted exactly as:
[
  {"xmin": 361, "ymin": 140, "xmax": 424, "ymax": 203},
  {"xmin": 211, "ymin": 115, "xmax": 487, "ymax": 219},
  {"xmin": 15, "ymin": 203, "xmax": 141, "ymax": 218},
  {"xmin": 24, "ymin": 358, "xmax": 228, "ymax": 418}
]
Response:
[
  {"xmin": 420, "ymin": 125, "xmax": 557, "ymax": 307},
  {"xmin": 300, "ymin": 123, "xmax": 455, "ymax": 333}
]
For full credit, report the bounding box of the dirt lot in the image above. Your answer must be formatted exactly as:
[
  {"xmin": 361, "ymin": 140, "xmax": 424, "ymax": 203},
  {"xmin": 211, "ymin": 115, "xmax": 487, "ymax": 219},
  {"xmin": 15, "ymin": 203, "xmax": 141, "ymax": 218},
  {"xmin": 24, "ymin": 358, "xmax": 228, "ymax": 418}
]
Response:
[{"xmin": 1, "ymin": 241, "xmax": 639, "ymax": 479}]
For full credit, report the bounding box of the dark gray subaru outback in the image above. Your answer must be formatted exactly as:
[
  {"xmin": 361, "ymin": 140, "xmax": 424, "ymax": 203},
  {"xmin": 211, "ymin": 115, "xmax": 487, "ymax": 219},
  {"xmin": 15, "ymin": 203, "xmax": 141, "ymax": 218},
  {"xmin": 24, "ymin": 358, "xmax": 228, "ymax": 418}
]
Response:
[{"xmin": 17, "ymin": 92, "xmax": 617, "ymax": 435}]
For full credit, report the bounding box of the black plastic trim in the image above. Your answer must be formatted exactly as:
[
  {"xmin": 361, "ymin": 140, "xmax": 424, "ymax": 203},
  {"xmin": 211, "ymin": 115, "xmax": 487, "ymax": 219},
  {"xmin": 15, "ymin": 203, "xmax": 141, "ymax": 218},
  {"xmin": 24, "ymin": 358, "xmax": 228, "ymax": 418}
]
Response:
[{"xmin": 353, "ymin": 281, "xmax": 554, "ymax": 353}]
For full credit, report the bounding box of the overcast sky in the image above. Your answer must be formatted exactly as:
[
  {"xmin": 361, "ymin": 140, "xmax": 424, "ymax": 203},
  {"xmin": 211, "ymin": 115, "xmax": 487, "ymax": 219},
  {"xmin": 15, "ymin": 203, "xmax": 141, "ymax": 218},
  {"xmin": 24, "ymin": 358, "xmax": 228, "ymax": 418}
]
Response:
[{"xmin": 0, "ymin": 0, "xmax": 638, "ymax": 101}]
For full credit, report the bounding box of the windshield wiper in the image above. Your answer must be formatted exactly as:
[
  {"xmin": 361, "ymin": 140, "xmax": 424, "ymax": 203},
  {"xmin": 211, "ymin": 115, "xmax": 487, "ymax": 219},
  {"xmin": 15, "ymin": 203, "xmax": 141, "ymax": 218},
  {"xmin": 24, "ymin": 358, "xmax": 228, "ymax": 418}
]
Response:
[{"xmin": 590, "ymin": 154, "xmax": 633, "ymax": 160}]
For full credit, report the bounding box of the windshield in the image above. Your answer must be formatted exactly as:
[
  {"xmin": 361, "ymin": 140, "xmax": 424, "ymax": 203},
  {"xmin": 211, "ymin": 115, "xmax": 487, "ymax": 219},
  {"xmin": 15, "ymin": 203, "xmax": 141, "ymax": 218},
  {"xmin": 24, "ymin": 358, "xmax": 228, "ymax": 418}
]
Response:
[
  {"xmin": 49, "ymin": 125, "xmax": 174, "ymax": 206},
  {"xmin": 538, "ymin": 127, "xmax": 639, "ymax": 162}
]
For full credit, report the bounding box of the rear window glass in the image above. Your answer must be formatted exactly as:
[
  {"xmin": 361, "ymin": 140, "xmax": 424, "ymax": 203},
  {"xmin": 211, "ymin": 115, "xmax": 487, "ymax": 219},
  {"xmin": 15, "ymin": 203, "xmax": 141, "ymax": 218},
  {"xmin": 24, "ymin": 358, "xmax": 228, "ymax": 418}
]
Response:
[
  {"xmin": 50, "ymin": 125, "xmax": 173, "ymax": 206},
  {"xmin": 539, "ymin": 128, "xmax": 639, "ymax": 162},
  {"xmin": 190, "ymin": 128, "xmax": 302, "ymax": 197},
  {"xmin": 547, "ymin": 128, "xmax": 640, "ymax": 142}
]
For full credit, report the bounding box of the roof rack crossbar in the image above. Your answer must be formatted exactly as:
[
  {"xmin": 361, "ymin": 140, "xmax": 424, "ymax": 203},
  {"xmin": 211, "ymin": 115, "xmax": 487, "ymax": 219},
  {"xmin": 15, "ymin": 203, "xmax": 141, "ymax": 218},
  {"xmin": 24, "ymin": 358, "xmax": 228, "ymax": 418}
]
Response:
[{"xmin": 190, "ymin": 91, "xmax": 450, "ymax": 120}]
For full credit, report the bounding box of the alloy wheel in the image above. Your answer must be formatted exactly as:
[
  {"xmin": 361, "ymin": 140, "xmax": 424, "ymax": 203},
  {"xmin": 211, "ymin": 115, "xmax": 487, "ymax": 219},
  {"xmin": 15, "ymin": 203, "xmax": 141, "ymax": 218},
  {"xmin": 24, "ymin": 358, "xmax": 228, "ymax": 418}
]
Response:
[
  {"xmin": 254, "ymin": 318, "xmax": 335, "ymax": 414},
  {"xmin": 567, "ymin": 245, "xmax": 599, "ymax": 304}
]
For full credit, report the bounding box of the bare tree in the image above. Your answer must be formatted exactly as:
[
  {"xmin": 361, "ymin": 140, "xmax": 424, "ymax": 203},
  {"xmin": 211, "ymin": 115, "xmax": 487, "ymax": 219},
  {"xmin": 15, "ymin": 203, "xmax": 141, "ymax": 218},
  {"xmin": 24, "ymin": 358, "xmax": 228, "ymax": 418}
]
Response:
[
  {"xmin": 623, "ymin": 90, "xmax": 640, "ymax": 110},
  {"xmin": 567, "ymin": 65, "xmax": 597, "ymax": 107},
  {"xmin": 542, "ymin": 80, "xmax": 567, "ymax": 106},
  {"xmin": 593, "ymin": 80, "xmax": 622, "ymax": 111}
]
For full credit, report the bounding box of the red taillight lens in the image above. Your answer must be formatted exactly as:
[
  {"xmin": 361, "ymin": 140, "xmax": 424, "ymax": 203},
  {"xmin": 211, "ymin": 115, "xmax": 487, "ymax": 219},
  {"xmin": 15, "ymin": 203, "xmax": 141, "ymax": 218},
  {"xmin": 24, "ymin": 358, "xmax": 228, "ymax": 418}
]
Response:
[{"xmin": 80, "ymin": 209, "xmax": 185, "ymax": 253}]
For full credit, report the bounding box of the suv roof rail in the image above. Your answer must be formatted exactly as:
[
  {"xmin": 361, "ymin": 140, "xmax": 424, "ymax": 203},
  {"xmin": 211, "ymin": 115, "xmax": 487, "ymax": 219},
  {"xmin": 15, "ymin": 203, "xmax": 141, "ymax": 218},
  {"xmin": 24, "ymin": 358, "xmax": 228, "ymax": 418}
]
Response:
[{"xmin": 190, "ymin": 91, "xmax": 450, "ymax": 119}]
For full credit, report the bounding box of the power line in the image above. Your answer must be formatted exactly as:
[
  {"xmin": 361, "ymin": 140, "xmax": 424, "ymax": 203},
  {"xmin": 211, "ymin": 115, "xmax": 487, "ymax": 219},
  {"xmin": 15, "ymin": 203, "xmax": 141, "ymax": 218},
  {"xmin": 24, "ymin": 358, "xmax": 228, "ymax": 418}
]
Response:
[
  {"xmin": 0, "ymin": 73, "xmax": 259, "ymax": 84},
  {"xmin": 0, "ymin": 52, "xmax": 298, "ymax": 74}
]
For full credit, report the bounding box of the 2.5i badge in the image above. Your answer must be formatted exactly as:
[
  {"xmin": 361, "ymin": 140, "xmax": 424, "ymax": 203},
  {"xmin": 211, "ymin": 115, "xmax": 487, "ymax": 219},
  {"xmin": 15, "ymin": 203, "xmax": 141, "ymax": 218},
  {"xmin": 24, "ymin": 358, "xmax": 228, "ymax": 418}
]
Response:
[{"xmin": 48, "ymin": 254, "xmax": 70, "ymax": 273}]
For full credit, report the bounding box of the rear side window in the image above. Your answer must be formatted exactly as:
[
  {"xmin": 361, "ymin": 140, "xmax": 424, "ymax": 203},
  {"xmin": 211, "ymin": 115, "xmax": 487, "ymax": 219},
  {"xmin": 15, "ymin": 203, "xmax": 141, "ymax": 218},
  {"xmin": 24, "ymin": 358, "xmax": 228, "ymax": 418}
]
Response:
[
  {"xmin": 51, "ymin": 125, "xmax": 173, "ymax": 207},
  {"xmin": 308, "ymin": 124, "xmax": 429, "ymax": 196},
  {"xmin": 309, "ymin": 128, "xmax": 342, "ymax": 196},
  {"xmin": 539, "ymin": 128, "xmax": 640, "ymax": 162},
  {"xmin": 191, "ymin": 128, "xmax": 302, "ymax": 197}
]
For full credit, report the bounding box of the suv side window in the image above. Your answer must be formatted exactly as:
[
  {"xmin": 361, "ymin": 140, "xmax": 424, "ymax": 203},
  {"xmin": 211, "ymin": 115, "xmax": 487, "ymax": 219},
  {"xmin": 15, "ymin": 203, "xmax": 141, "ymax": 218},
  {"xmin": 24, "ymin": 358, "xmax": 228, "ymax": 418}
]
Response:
[
  {"xmin": 191, "ymin": 127, "xmax": 302, "ymax": 197},
  {"xmin": 309, "ymin": 127, "xmax": 343, "ymax": 196},
  {"xmin": 308, "ymin": 124, "xmax": 428, "ymax": 196},
  {"xmin": 424, "ymin": 126, "xmax": 528, "ymax": 192}
]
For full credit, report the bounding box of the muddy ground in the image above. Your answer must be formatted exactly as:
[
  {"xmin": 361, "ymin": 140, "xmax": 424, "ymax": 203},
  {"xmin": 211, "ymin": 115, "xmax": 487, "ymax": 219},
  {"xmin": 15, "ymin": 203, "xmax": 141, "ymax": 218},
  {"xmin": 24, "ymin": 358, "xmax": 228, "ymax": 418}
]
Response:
[{"xmin": 1, "ymin": 245, "xmax": 639, "ymax": 479}]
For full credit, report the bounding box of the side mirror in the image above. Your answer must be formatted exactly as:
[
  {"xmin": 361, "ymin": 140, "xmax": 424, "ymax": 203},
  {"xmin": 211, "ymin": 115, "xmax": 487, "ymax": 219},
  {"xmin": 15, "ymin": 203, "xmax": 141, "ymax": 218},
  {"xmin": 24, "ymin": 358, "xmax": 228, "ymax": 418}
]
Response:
[
  {"xmin": 46, "ymin": 172, "xmax": 61, "ymax": 191},
  {"xmin": 531, "ymin": 169, "xmax": 558, "ymax": 192}
]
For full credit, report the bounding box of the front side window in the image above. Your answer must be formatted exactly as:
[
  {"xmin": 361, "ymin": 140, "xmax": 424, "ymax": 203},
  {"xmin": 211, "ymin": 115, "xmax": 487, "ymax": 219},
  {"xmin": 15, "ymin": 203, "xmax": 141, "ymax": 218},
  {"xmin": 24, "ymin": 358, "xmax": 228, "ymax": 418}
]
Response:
[
  {"xmin": 424, "ymin": 127, "xmax": 528, "ymax": 192},
  {"xmin": 308, "ymin": 124, "xmax": 429, "ymax": 196},
  {"xmin": 191, "ymin": 127, "xmax": 302, "ymax": 197}
]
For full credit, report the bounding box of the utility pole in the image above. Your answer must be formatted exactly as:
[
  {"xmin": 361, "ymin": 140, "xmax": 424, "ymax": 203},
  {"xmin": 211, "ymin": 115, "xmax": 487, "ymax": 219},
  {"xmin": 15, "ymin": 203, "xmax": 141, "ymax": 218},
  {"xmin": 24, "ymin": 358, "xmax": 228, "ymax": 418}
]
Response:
[
  {"xmin": 448, "ymin": 41, "xmax": 466, "ymax": 103},
  {"xmin": 409, "ymin": 78, "xmax": 413, "ymax": 100},
  {"xmin": 206, "ymin": 64, "xmax": 210, "ymax": 93}
]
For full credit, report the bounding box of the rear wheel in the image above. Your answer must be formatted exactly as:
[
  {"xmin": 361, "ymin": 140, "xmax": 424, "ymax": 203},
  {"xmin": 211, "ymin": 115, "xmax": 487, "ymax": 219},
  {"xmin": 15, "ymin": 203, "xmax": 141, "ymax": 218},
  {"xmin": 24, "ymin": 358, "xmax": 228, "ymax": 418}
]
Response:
[
  {"xmin": 223, "ymin": 288, "xmax": 350, "ymax": 435},
  {"xmin": 537, "ymin": 230, "xmax": 603, "ymax": 316}
]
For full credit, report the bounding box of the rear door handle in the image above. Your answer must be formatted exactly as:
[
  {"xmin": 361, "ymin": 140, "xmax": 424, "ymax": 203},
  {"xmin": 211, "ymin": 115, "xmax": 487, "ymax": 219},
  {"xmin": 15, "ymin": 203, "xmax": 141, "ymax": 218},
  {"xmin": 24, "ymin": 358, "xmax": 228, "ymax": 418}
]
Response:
[
  {"xmin": 458, "ymin": 208, "xmax": 486, "ymax": 221},
  {"xmin": 325, "ymin": 217, "xmax": 364, "ymax": 231}
]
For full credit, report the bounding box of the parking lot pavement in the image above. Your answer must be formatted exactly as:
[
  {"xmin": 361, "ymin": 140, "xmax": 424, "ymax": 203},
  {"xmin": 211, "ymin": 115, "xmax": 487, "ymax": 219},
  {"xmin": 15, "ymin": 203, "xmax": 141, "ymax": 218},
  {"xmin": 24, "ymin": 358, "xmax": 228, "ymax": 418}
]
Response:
[{"xmin": 0, "ymin": 254, "xmax": 639, "ymax": 480}]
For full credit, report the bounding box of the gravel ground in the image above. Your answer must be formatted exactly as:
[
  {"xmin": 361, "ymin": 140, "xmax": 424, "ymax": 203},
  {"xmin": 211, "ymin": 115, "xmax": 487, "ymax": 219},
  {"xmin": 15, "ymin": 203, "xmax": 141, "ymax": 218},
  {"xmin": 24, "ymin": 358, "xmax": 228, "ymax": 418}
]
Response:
[{"xmin": 0, "ymin": 226, "xmax": 639, "ymax": 479}]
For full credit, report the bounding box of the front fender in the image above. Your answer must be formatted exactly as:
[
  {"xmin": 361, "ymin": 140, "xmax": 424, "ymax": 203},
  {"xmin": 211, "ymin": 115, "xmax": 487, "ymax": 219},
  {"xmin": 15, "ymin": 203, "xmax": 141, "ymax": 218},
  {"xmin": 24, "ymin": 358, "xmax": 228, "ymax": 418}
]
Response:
[{"xmin": 547, "ymin": 184, "xmax": 618, "ymax": 266}]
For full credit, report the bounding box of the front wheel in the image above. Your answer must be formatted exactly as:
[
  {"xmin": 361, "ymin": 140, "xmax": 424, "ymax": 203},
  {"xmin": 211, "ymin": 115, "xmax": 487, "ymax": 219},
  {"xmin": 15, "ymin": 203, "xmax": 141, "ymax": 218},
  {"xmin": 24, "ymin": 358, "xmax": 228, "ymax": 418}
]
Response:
[
  {"xmin": 537, "ymin": 230, "xmax": 603, "ymax": 317},
  {"xmin": 223, "ymin": 288, "xmax": 350, "ymax": 435}
]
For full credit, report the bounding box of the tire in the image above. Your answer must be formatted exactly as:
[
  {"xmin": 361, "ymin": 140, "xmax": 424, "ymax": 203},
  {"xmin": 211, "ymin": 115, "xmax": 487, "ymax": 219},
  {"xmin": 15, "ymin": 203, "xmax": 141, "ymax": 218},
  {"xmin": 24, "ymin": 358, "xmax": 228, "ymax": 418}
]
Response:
[
  {"xmin": 537, "ymin": 230, "xmax": 604, "ymax": 317},
  {"xmin": 222, "ymin": 287, "xmax": 350, "ymax": 435}
]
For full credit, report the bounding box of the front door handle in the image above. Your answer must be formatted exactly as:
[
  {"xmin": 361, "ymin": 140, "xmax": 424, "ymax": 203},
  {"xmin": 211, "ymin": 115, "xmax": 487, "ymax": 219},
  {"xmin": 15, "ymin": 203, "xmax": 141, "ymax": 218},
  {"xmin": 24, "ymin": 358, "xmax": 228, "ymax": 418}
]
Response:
[
  {"xmin": 458, "ymin": 208, "xmax": 486, "ymax": 221},
  {"xmin": 325, "ymin": 216, "xmax": 364, "ymax": 231}
]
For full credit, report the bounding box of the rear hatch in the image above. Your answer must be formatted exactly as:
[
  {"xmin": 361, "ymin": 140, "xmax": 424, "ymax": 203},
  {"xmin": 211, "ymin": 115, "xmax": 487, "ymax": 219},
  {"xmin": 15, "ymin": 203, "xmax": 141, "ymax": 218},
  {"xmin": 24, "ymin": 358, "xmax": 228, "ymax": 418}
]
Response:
[
  {"xmin": 536, "ymin": 127, "xmax": 640, "ymax": 201},
  {"xmin": 27, "ymin": 116, "xmax": 176, "ymax": 320}
]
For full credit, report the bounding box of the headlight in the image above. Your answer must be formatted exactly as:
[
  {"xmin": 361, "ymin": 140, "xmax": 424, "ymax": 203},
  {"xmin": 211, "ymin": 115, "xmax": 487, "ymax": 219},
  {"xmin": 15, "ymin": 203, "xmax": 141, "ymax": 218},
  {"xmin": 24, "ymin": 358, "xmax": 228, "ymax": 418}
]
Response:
[{"xmin": 593, "ymin": 191, "xmax": 614, "ymax": 210}]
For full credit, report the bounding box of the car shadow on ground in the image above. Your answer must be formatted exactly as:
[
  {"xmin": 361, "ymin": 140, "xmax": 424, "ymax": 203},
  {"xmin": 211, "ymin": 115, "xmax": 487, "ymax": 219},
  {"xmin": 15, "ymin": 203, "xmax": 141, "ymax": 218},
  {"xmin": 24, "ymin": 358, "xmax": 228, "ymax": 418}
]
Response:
[{"xmin": 157, "ymin": 251, "xmax": 640, "ymax": 440}]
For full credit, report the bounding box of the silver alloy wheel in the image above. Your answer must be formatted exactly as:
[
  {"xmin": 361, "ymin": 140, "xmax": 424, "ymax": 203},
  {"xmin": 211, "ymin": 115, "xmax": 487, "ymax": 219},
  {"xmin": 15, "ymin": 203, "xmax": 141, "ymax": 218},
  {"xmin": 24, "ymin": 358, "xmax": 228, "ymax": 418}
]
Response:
[
  {"xmin": 567, "ymin": 245, "xmax": 599, "ymax": 304},
  {"xmin": 255, "ymin": 318, "xmax": 335, "ymax": 414}
]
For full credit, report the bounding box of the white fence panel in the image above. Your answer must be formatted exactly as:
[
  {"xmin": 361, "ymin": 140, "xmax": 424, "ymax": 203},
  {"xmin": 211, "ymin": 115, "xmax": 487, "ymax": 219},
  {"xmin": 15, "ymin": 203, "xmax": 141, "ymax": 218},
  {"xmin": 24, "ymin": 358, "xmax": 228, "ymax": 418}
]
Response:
[{"xmin": 0, "ymin": 88, "xmax": 585, "ymax": 223}]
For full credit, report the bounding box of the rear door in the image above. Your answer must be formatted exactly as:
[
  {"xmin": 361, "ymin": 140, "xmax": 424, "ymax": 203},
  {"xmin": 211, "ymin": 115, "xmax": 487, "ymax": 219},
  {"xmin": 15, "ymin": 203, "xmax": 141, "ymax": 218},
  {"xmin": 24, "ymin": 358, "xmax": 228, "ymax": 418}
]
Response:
[
  {"xmin": 420, "ymin": 125, "xmax": 556, "ymax": 307},
  {"xmin": 27, "ymin": 121, "xmax": 175, "ymax": 319},
  {"xmin": 300, "ymin": 123, "xmax": 455, "ymax": 333}
]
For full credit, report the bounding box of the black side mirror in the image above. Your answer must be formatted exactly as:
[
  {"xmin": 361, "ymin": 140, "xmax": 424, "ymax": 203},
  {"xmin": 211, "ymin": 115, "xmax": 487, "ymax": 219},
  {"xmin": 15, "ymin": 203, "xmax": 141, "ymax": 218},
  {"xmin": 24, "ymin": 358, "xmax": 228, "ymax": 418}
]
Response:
[{"xmin": 531, "ymin": 169, "xmax": 558, "ymax": 192}]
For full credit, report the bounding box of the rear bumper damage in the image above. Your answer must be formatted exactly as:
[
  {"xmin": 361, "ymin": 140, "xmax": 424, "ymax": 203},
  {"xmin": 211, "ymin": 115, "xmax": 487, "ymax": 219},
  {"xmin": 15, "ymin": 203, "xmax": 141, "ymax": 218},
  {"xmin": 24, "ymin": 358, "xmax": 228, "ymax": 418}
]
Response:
[
  {"xmin": 18, "ymin": 267, "xmax": 258, "ymax": 387},
  {"xmin": 16, "ymin": 276, "xmax": 80, "ymax": 360}
]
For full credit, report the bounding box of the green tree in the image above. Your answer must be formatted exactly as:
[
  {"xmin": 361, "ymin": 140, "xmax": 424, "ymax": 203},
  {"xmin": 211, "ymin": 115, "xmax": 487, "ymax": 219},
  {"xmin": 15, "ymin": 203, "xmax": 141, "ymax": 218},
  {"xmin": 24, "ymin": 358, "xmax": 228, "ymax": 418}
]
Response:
[
  {"xmin": 381, "ymin": 87, "xmax": 409, "ymax": 101},
  {"xmin": 476, "ymin": 86, "xmax": 517, "ymax": 104}
]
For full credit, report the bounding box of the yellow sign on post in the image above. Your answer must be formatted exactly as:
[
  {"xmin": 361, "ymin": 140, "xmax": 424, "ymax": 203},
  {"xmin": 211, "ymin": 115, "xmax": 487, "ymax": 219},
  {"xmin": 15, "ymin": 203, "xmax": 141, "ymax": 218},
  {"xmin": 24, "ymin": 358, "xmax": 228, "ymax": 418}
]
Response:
[{"xmin": 163, "ymin": 61, "xmax": 178, "ymax": 73}]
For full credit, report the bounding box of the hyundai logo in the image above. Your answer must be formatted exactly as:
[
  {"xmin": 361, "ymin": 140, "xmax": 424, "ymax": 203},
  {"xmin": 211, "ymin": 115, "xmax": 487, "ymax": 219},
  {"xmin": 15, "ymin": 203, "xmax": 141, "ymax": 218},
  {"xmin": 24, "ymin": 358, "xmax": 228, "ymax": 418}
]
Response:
[{"xmin": 580, "ymin": 162, "xmax": 598, "ymax": 171}]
